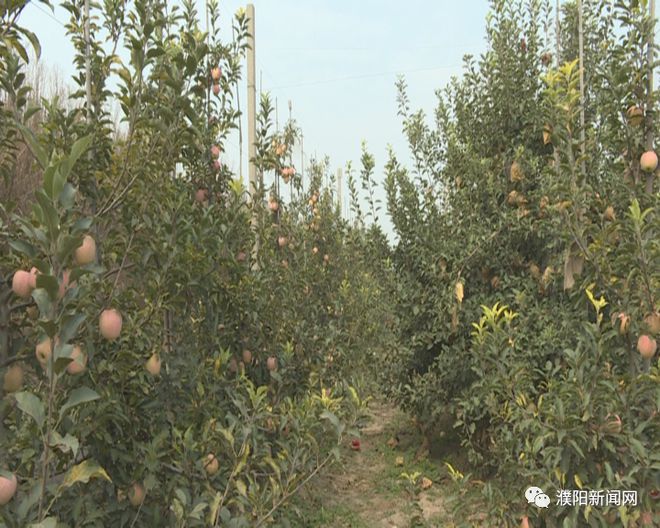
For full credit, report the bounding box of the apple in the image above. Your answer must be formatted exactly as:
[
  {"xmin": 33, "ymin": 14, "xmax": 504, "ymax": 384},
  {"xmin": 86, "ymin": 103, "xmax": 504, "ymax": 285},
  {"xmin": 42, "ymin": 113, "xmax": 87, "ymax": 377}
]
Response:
[
  {"xmin": 195, "ymin": 188, "xmax": 209, "ymax": 203},
  {"xmin": 617, "ymin": 313, "xmax": 630, "ymax": 335},
  {"xmin": 350, "ymin": 439, "xmax": 361, "ymax": 451},
  {"xmin": 204, "ymin": 454, "xmax": 219, "ymax": 475},
  {"xmin": 128, "ymin": 482, "xmax": 146, "ymax": 507},
  {"xmin": 66, "ymin": 345, "xmax": 87, "ymax": 375},
  {"xmin": 212, "ymin": 83, "xmax": 220, "ymax": 96},
  {"xmin": 268, "ymin": 199, "xmax": 278, "ymax": 212},
  {"xmin": 510, "ymin": 161, "xmax": 523, "ymax": 182},
  {"xmin": 3, "ymin": 364, "xmax": 24, "ymax": 393},
  {"xmin": 213, "ymin": 159, "xmax": 221, "ymax": 171},
  {"xmin": 603, "ymin": 206, "xmax": 615, "ymax": 221},
  {"xmin": 100, "ymin": 309, "xmax": 122, "ymax": 340},
  {"xmin": 236, "ymin": 251, "xmax": 247, "ymax": 262},
  {"xmin": 266, "ymin": 356, "xmax": 277, "ymax": 371},
  {"xmin": 242, "ymin": 349, "xmax": 252, "ymax": 365},
  {"xmin": 11, "ymin": 270, "xmax": 33, "ymax": 298},
  {"xmin": 35, "ymin": 337, "xmax": 53, "ymax": 367},
  {"xmin": 0, "ymin": 473, "xmax": 17, "ymax": 505},
  {"xmin": 211, "ymin": 66, "xmax": 221, "ymax": 81},
  {"xmin": 312, "ymin": 246, "xmax": 319, "ymax": 255},
  {"xmin": 520, "ymin": 516, "xmax": 530, "ymax": 528},
  {"xmin": 323, "ymin": 254, "xmax": 330, "ymax": 263},
  {"xmin": 145, "ymin": 353, "xmax": 161, "ymax": 376},
  {"xmin": 626, "ymin": 105, "xmax": 644, "ymax": 127},
  {"xmin": 638, "ymin": 335, "xmax": 657, "ymax": 359},
  {"xmin": 229, "ymin": 357, "xmax": 238, "ymax": 373},
  {"xmin": 74, "ymin": 235, "xmax": 96, "ymax": 266},
  {"xmin": 58, "ymin": 269, "xmax": 72, "ymax": 299},
  {"xmin": 28, "ymin": 267, "xmax": 39, "ymax": 289},
  {"xmin": 640, "ymin": 150, "xmax": 658, "ymax": 172},
  {"xmin": 644, "ymin": 312, "xmax": 660, "ymax": 335},
  {"xmin": 278, "ymin": 236, "xmax": 288, "ymax": 248},
  {"xmin": 210, "ymin": 145, "xmax": 221, "ymax": 159}
]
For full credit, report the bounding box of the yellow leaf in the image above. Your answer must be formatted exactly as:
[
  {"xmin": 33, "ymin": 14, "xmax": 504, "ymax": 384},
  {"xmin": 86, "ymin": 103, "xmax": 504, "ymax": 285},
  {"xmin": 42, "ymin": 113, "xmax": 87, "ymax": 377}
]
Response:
[
  {"xmin": 455, "ymin": 281, "xmax": 464, "ymax": 304},
  {"xmin": 421, "ymin": 477, "xmax": 433, "ymax": 490},
  {"xmin": 60, "ymin": 460, "xmax": 111, "ymax": 490},
  {"xmin": 395, "ymin": 456, "xmax": 404, "ymax": 467}
]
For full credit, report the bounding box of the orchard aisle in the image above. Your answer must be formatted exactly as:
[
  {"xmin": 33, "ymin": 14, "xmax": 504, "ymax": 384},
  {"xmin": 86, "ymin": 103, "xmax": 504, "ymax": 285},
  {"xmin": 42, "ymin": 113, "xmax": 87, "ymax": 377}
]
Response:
[{"xmin": 290, "ymin": 401, "xmax": 458, "ymax": 527}]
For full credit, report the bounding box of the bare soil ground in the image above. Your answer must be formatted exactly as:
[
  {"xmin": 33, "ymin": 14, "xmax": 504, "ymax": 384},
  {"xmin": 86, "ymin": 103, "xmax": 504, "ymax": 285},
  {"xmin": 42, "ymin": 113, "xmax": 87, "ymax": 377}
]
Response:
[{"xmin": 288, "ymin": 401, "xmax": 466, "ymax": 527}]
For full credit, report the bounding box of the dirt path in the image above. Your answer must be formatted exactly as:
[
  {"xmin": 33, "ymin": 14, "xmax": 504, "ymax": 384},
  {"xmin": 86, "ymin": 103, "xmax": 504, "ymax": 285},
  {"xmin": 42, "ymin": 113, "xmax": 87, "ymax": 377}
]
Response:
[{"xmin": 291, "ymin": 401, "xmax": 457, "ymax": 527}]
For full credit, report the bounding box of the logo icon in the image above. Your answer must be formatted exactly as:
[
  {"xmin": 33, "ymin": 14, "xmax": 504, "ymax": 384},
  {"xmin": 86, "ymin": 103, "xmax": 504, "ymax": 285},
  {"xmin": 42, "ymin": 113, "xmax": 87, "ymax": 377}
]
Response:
[{"xmin": 525, "ymin": 486, "xmax": 551, "ymax": 508}]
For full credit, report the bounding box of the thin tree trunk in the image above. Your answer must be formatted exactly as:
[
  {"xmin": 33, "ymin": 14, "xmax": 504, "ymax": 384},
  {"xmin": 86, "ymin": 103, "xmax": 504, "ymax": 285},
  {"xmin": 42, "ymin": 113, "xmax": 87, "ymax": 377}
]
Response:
[
  {"xmin": 577, "ymin": 0, "xmax": 587, "ymax": 180},
  {"xmin": 646, "ymin": 0, "xmax": 656, "ymax": 194}
]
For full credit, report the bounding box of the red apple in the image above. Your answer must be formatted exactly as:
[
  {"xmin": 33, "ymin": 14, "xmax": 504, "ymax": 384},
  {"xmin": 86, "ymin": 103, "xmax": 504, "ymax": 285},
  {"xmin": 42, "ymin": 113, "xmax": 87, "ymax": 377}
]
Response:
[
  {"xmin": 100, "ymin": 309, "xmax": 122, "ymax": 341},
  {"xmin": 242, "ymin": 349, "xmax": 253, "ymax": 365},
  {"xmin": 266, "ymin": 356, "xmax": 277, "ymax": 371},
  {"xmin": 640, "ymin": 150, "xmax": 658, "ymax": 172},
  {"xmin": 58, "ymin": 269, "xmax": 72, "ymax": 299},
  {"xmin": 66, "ymin": 345, "xmax": 87, "ymax": 375},
  {"xmin": 128, "ymin": 482, "xmax": 146, "ymax": 507},
  {"xmin": 74, "ymin": 235, "xmax": 96, "ymax": 266},
  {"xmin": 627, "ymin": 105, "xmax": 644, "ymax": 127},
  {"xmin": 35, "ymin": 337, "xmax": 53, "ymax": 367},
  {"xmin": 28, "ymin": 267, "xmax": 39, "ymax": 289},
  {"xmin": 638, "ymin": 335, "xmax": 657, "ymax": 359},
  {"xmin": 0, "ymin": 473, "xmax": 17, "ymax": 505},
  {"xmin": 210, "ymin": 145, "xmax": 221, "ymax": 159},
  {"xmin": 3, "ymin": 364, "xmax": 24, "ymax": 393},
  {"xmin": 350, "ymin": 439, "xmax": 361, "ymax": 451},
  {"xmin": 212, "ymin": 83, "xmax": 220, "ymax": 96},
  {"xmin": 204, "ymin": 454, "xmax": 219, "ymax": 475},
  {"xmin": 145, "ymin": 353, "xmax": 162, "ymax": 376},
  {"xmin": 195, "ymin": 188, "xmax": 209, "ymax": 203},
  {"xmin": 11, "ymin": 270, "xmax": 33, "ymax": 298}
]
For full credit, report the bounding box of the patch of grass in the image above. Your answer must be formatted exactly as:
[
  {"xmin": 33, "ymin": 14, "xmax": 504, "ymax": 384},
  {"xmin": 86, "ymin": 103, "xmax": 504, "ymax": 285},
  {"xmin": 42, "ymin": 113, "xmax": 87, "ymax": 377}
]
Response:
[{"xmin": 286, "ymin": 502, "xmax": 371, "ymax": 528}]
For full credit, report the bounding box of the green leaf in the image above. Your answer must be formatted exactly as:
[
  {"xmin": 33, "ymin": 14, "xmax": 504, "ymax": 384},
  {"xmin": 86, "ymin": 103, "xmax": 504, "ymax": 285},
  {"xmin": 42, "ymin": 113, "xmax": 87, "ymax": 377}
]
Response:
[
  {"xmin": 14, "ymin": 391, "xmax": 45, "ymax": 428},
  {"xmin": 9, "ymin": 239, "xmax": 37, "ymax": 258},
  {"xmin": 72, "ymin": 217, "xmax": 93, "ymax": 233},
  {"xmin": 58, "ymin": 183, "xmax": 77, "ymax": 209},
  {"xmin": 17, "ymin": 26, "xmax": 41, "ymax": 58},
  {"xmin": 208, "ymin": 492, "xmax": 222, "ymax": 525},
  {"xmin": 59, "ymin": 387, "xmax": 101, "ymax": 418},
  {"xmin": 57, "ymin": 234, "xmax": 82, "ymax": 263},
  {"xmin": 68, "ymin": 135, "xmax": 93, "ymax": 173},
  {"xmin": 28, "ymin": 518, "xmax": 58, "ymax": 528},
  {"xmin": 60, "ymin": 313, "xmax": 86, "ymax": 344},
  {"xmin": 32, "ymin": 289, "xmax": 53, "ymax": 319},
  {"xmin": 58, "ymin": 459, "xmax": 112, "ymax": 490},
  {"xmin": 42, "ymin": 165, "xmax": 56, "ymax": 199},
  {"xmin": 49, "ymin": 431, "xmax": 80, "ymax": 457},
  {"xmin": 53, "ymin": 343, "xmax": 74, "ymax": 374},
  {"xmin": 34, "ymin": 190, "xmax": 59, "ymax": 240},
  {"xmin": 36, "ymin": 274, "xmax": 59, "ymax": 301},
  {"xmin": 235, "ymin": 479, "xmax": 247, "ymax": 496}
]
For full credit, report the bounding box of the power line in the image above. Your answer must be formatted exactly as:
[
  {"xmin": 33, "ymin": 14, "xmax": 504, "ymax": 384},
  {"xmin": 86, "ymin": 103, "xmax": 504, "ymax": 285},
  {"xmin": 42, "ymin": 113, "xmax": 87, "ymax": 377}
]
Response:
[
  {"xmin": 269, "ymin": 64, "xmax": 462, "ymax": 90},
  {"xmin": 29, "ymin": 1, "xmax": 67, "ymax": 27}
]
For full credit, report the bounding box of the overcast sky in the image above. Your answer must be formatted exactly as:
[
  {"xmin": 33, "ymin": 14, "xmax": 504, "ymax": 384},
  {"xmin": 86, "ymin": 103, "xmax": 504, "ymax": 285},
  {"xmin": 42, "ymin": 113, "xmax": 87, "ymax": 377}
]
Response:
[{"xmin": 20, "ymin": 0, "xmax": 493, "ymax": 233}]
